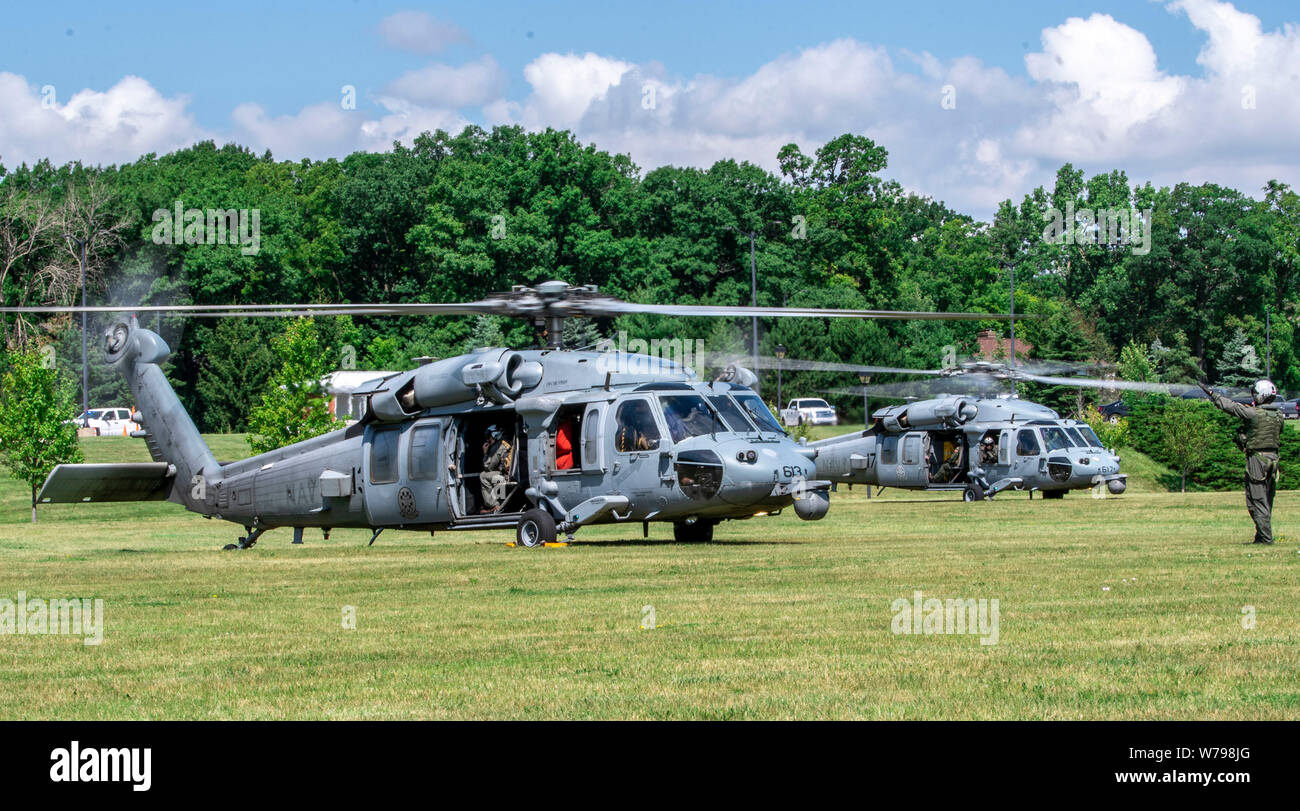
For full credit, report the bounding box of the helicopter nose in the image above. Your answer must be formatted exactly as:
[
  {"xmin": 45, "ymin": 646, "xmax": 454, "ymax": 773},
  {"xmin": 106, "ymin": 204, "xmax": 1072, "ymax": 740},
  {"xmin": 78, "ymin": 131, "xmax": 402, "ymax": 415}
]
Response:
[{"xmin": 719, "ymin": 443, "xmax": 818, "ymax": 509}]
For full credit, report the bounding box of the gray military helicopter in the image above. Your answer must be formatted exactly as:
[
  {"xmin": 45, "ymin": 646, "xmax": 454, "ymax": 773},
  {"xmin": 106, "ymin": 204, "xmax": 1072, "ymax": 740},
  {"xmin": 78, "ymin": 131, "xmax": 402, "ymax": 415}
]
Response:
[
  {"xmin": 751, "ymin": 356, "xmax": 1176, "ymax": 500},
  {"xmin": 10, "ymin": 281, "xmax": 1022, "ymax": 548}
]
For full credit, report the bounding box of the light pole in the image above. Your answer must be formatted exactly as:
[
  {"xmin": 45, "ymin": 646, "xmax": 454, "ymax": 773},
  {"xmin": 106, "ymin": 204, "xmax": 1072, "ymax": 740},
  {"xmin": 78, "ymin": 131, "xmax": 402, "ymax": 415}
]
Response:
[
  {"xmin": 66, "ymin": 234, "xmax": 88, "ymax": 418},
  {"xmin": 775, "ymin": 344, "xmax": 787, "ymax": 407},
  {"xmin": 724, "ymin": 219, "xmax": 787, "ymax": 392},
  {"xmin": 859, "ymin": 371, "xmax": 872, "ymax": 499},
  {"xmin": 858, "ymin": 372, "xmax": 872, "ymax": 428},
  {"xmin": 723, "ymin": 225, "xmax": 761, "ymax": 388}
]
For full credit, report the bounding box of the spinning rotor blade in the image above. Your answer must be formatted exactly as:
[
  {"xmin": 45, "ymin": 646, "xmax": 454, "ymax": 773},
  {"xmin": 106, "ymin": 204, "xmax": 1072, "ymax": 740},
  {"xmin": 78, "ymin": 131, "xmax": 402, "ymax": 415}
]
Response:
[
  {"xmin": 825, "ymin": 373, "xmax": 1007, "ymax": 400},
  {"xmin": 704, "ymin": 353, "xmax": 942, "ymax": 376},
  {"xmin": 595, "ymin": 300, "xmax": 1034, "ymax": 321},
  {"xmin": 0, "ymin": 301, "xmax": 498, "ymax": 319},
  {"xmin": 1, "ymin": 279, "xmax": 1038, "ymax": 324},
  {"xmin": 1015, "ymin": 371, "xmax": 1182, "ymax": 395}
]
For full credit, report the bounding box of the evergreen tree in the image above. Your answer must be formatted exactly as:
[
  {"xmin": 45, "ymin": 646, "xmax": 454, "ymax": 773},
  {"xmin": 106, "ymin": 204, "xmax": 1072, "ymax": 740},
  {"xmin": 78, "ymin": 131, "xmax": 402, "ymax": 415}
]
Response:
[{"xmin": 1216, "ymin": 327, "xmax": 1263, "ymax": 388}]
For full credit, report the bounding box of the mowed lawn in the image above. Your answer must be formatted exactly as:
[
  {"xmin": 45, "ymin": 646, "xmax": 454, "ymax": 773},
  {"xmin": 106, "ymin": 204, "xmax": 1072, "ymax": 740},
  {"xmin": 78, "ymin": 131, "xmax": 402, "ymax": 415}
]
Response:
[{"xmin": 0, "ymin": 434, "xmax": 1297, "ymax": 719}]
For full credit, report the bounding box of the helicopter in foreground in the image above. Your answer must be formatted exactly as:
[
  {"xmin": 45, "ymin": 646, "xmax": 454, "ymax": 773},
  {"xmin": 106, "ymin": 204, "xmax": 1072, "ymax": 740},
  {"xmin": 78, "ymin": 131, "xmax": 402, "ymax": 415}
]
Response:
[{"xmin": 10, "ymin": 281, "xmax": 1022, "ymax": 548}]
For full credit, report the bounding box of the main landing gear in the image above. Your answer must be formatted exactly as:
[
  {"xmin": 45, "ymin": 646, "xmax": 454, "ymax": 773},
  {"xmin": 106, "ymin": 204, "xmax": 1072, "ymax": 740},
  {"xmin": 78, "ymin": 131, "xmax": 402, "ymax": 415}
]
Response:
[
  {"xmin": 223, "ymin": 525, "xmax": 264, "ymax": 551},
  {"xmin": 517, "ymin": 509, "xmax": 558, "ymax": 547}
]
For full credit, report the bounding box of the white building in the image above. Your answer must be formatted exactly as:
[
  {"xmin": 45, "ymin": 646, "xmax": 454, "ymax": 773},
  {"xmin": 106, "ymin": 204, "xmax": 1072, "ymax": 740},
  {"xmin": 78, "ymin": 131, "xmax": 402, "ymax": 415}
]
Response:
[{"xmin": 323, "ymin": 370, "xmax": 397, "ymax": 423}]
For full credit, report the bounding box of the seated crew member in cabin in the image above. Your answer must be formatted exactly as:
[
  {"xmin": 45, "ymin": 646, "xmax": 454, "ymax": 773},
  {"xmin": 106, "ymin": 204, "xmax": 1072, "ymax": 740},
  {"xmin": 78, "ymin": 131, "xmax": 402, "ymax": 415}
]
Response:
[
  {"xmin": 556, "ymin": 416, "xmax": 577, "ymax": 470},
  {"xmin": 480, "ymin": 424, "xmax": 513, "ymax": 512},
  {"xmin": 979, "ymin": 435, "xmax": 998, "ymax": 466},
  {"xmin": 934, "ymin": 443, "xmax": 963, "ymax": 482}
]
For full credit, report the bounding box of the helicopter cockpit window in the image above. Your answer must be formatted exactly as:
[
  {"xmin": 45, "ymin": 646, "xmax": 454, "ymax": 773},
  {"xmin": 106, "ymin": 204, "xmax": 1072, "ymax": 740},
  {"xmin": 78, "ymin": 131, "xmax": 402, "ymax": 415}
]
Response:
[
  {"xmin": 733, "ymin": 393, "xmax": 785, "ymax": 434},
  {"xmin": 1064, "ymin": 427, "xmax": 1089, "ymax": 447},
  {"xmin": 615, "ymin": 399, "xmax": 660, "ymax": 452},
  {"xmin": 1016, "ymin": 429, "xmax": 1041, "ymax": 456},
  {"xmin": 659, "ymin": 395, "xmax": 726, "ymax": 443},
  {"xmin": 708, "ymin": 395, "xmax": 754, "ymax": 433},
  {"xmin": 1040, "ymin": 426, "xmax": 1072, "ymax": 452},
  {"xmin": 1077, "ymin": 425, "xmax": 1104, "ymax": 447}
]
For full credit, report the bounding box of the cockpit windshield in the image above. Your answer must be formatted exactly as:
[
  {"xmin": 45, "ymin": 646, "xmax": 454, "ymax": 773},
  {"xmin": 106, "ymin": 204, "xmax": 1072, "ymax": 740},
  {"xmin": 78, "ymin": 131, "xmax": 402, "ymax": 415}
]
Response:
[
  {"xmin": 1076, "ymin": 425, "xmax": 1104, "ymax": 447},
  {"xmin": 658, "ymin": 395, "xmax": 727, "ymax": 443},
  {"xmin": 1041, "ymin": 426, "xmax": 1072, "ymax": 452},
  {"xmin": 733, "ymin": 393, "xmax": 785, "ymax": 434},
  {"xmin": 1064, "ymin": 427, "xmax": 1088, "ymax": 447},
  {"xmin": 708, "ymin": 395, "xmax": 755, "ymax": 433}
]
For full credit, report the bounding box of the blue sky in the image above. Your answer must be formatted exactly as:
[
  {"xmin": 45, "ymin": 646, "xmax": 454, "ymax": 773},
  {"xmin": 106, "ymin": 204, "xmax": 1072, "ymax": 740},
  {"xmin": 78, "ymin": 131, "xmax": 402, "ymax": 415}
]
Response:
[{"xmin": 3, "ymin": 1, "xmax": 1299, "ymax": 218}]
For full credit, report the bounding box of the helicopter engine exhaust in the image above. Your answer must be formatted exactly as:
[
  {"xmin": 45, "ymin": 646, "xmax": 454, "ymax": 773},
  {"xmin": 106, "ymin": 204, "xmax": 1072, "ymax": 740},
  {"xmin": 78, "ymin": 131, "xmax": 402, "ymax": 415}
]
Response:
[
  {"xmin": 368, "ymin": 348, "xmax": 544, "ymax": 421},
  {"xmin": 881, "ymin": 396, "xmax": 979, "ymax": 432}
]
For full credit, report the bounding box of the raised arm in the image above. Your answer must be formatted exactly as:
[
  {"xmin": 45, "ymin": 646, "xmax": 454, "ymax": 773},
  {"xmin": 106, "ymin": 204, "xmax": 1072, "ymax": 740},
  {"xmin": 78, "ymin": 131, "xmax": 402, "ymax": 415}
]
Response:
[{"xmin": 1199, "ymin": 381, "xmax": 1254, "ymax": 419}]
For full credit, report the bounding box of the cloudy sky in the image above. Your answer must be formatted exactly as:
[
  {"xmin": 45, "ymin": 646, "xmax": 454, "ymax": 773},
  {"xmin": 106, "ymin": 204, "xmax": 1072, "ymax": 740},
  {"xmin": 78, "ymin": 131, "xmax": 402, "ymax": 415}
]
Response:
[{"xmin": 2, "ymin": 0, "xmax": 1297, "ymax": 219}]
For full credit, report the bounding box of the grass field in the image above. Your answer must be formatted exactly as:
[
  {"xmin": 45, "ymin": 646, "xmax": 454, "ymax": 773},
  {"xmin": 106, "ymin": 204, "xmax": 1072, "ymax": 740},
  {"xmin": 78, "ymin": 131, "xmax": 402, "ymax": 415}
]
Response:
[{"xmin": 0, "ymin": 433, "xmax": 1297, "ymax": 719}]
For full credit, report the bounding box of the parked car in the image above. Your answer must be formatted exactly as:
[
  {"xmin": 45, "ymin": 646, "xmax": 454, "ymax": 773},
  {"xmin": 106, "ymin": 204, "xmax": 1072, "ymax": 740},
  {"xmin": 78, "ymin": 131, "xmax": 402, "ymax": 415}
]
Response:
[
  {"xmin": 1097, "ymin": 400, "xmax": 1130, "ymax": 423},
  {"xmin": 780, "ymin": 398, "xmax": 838, "ymax": 427},
  {"xmin": 1279, "ymin": 398, "xmax": 1300, "ymax": 419},
  {"xmin": 67, "ymin": 407, "xmax": 140, "ymax": 437}
]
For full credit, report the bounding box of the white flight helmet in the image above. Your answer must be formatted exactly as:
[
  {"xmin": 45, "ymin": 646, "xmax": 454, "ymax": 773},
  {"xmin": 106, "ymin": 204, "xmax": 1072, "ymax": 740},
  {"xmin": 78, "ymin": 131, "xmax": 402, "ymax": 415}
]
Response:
[{"xmin": 1253, "ymin": 379, "xmax": 1277, "ymax": 404}]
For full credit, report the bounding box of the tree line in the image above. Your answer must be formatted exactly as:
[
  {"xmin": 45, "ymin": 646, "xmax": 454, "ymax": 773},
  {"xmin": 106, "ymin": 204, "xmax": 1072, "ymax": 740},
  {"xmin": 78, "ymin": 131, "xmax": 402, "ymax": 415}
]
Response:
[{"xmin": 2, "ymin": 125, "xmax": 1298, "ymax": 433}]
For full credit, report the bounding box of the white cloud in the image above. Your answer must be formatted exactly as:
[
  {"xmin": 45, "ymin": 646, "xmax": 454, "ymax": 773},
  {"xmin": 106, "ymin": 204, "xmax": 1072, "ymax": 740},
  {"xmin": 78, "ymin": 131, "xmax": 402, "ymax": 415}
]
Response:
[
  {"xmin": 521, "ymin": 52, "xmax": 633, "ymax": 128},
  {"xmin": 377, "ymin": 11, "xmax": 468, "ymax": 54},
  {"xmin": 4, "ymin": 1, "xmax": 1300, "ymax": 220},
  {"xmin": 384, "ymin": 55, "xmax": 506, "ymax": 108},
  {"xmin": 0, "ymin": 73, "xmax": 207, "ymax": 168}
]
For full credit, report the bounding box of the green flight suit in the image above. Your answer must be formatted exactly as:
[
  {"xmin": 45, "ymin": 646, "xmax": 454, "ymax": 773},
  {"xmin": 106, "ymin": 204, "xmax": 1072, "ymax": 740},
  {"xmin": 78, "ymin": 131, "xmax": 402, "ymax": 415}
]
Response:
[{"xmin": 1207, "ymin": 391, "xmax": 1283, "ymax": 543}]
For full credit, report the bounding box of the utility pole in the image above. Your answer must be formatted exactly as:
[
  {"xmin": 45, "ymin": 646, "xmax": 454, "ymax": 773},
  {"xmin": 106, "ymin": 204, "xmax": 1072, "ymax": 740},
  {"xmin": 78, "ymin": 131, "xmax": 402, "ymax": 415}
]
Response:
[
  {"xmin": 775, "ymin": 344, "xmax": 787, "ymax": 407},
  {"xmin": 1266, "ymin": 304, "xmax": 1271, "ymax": 380}
]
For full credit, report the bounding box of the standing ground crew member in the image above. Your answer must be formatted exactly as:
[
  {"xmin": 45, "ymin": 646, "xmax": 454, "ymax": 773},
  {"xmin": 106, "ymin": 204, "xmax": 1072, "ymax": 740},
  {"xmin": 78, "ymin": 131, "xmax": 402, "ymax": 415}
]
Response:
[{"xmin": 1200, "ymin": 379, "xmax": 1283, "ymax": 544}]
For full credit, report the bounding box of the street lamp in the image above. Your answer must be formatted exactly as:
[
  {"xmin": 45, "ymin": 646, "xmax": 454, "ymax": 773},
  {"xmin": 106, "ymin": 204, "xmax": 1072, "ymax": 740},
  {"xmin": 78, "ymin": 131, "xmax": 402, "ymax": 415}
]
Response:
[
  {"xmin": 775, "ymin": 344, "xmax": 787, "ymax": 408},
  {"xmin": 65, "ymin": 233, "xmax": 88, "ymax": 419},
  {"xmin": 858, "ymin": 372, "xmax": 872, "ymax": 428}
]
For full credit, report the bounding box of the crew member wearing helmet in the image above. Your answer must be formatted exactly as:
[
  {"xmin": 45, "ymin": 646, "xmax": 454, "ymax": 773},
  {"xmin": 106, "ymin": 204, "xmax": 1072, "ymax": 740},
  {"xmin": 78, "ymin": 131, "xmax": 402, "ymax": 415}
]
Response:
[
  {"xmin": 480, "ymin": 424, "xmax": 513, "ymax": 512},
  {"xmin": 1200, "ymin": 379, "xmax": 1283, "ymax": 544}
]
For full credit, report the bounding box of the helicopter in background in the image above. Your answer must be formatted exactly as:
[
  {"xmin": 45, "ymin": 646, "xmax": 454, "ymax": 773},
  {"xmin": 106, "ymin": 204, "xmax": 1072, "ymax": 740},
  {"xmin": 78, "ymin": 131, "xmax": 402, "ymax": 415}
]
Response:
[
  {"xmin": 5, "ymin": 282, "xmax": 1024, "ymax": 548},
  {"xmin": 741, "ymin": 355, "xmax": 1185, "ymax": 500}
]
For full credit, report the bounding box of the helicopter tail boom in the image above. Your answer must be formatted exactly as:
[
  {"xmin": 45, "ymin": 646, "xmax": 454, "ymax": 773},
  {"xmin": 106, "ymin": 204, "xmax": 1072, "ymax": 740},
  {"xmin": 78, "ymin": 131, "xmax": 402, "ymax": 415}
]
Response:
[{"xmin": 104, "ymin": 319, "xmax": 220, "ymax": 509}]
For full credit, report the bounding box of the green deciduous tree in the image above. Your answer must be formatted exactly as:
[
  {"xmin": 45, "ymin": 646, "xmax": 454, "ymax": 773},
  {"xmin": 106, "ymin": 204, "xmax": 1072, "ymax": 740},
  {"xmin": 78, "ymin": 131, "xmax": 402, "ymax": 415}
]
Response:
[
  {"xmin": 0, "ymin": 347, "xmax": 83, "ymax": 520},
  {"xmin": 1159, "ymin": 399, "xmax": 1217, "ymax": 492},
  {"xmin": 246, "ymin": 318, "xmax": 341, "ymax": 454}
]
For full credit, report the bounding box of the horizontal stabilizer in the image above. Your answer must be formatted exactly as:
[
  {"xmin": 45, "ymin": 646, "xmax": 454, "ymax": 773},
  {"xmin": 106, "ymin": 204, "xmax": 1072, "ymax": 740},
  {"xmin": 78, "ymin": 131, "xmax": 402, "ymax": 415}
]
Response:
[{"xmin": 38, "ymin": 463, "xmax": 175, "ymax": 503}]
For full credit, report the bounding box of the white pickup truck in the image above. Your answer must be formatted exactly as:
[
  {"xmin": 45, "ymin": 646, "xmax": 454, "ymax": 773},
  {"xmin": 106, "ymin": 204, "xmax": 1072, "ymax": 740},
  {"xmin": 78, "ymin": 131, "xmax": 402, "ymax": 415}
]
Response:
[
  {"xmin": 67, "ymin": 407, "xmax": 141, "ymax": 437},
  {"xmin": 780, "ymin": 398, "xmax": 838, "ymax": 427}
]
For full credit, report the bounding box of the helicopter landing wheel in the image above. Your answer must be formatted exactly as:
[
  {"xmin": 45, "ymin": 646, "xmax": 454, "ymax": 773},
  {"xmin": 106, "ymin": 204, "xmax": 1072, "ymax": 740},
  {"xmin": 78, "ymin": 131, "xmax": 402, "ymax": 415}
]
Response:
[
  {"xmin": 517, "ymin": 509, "xmax": 557, "ymax": 548},
  {"xmin": 673, "ymin": 520, "xmax": 714, "ymax": 543},
  {"xmin": 963, "ymin": 484, "xmax": 985, "ymax": 502},
  {"xmin": 223, "ymin": 526, "xmax": 264, "ymax": 551},
  {"xmin": 1042, "ymin": 490, "xmax": 1065, "ymax": 500}
]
